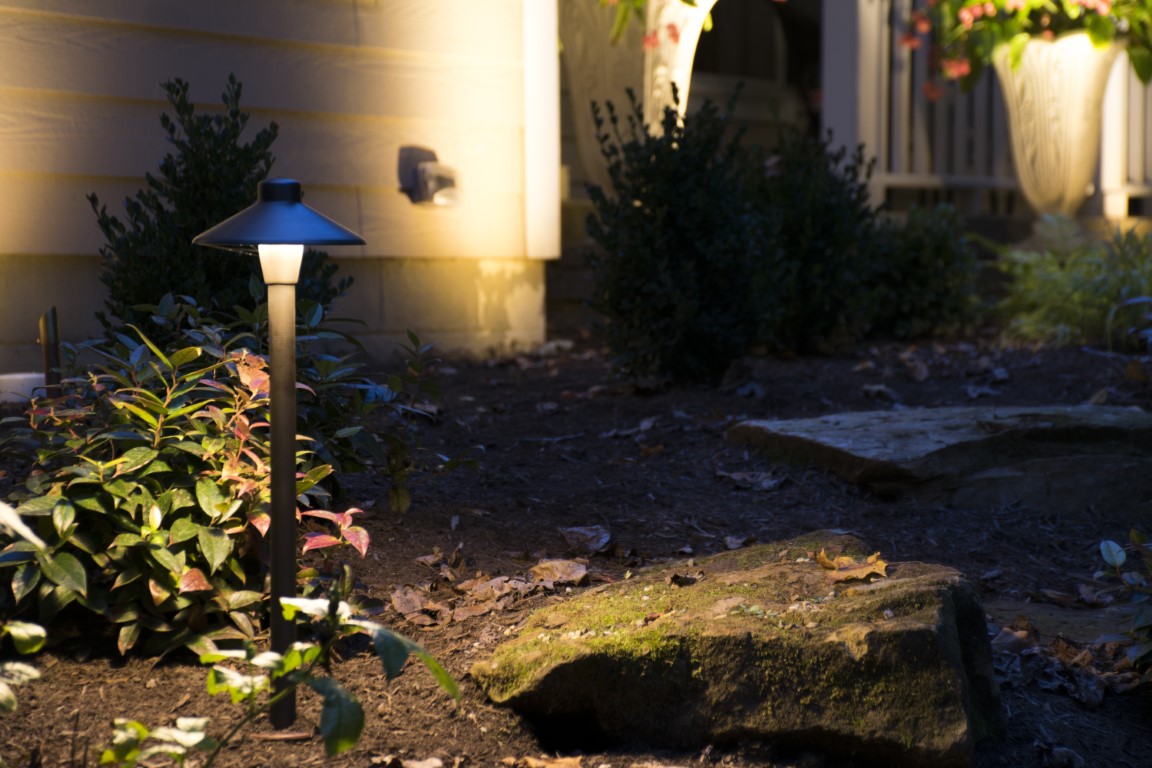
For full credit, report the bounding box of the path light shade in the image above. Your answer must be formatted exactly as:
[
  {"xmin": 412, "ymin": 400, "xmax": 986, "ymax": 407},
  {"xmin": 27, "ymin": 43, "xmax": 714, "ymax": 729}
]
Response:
[{"xmin": 193, "ymin": 178, "xmax": 364, "ymax": 729}]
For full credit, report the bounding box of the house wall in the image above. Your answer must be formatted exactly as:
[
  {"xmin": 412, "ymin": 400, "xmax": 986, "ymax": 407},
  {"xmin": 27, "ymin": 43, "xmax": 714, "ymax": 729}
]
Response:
[{"xmin": 0, "ymin": 0, "xmax": 559, "ymax": 374}]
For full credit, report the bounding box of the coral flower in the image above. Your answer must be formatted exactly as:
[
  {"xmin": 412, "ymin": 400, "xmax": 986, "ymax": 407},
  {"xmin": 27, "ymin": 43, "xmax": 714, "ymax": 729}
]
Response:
[{"xmin": 942, "ymin": 57, "xmax": 972, "ymax": 79}]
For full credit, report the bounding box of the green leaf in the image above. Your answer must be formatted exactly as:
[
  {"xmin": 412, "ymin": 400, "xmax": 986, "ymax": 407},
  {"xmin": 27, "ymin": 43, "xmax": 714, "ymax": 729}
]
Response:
[
  {"xmin": 227, "ymin": 590, "xmax": 263, "ymax": 610},
  {"xmin": 37, "ymin": 581, "xmax": 75, "ymax": 621},
  {"xmin": 0, "ymin": 681, "xmax": 15, "ymax": 714},
  {"xmin": 112, "ymin": 532, "xmax": 144, "ymax": 548},
  {"xmin": 112, "ymin": 399, "xmax": 159, "ymax": 428},
  {"xmin": 1085, "ymin": 11, "xmax": 1116, "ymax": 46},
  {"xmin": 306, "ymin": 677, "xmax": 365, "ymax": 756},
  {"xmin": 15, "ymin": 496, "xmax": 58, "ymax": 517},
  {"xmin": 117, "ymin": 446, "xmax": 159, "ymax": 474},
  {"xmin": 1101, "ymin": 540, "xmax": 1126, "ymax": 568},
  {"xmin": 169, "ymin": 517, "xmax": 198, "ymax": 544},
  {"xmin": 1007, "ymin": 33, "xmax": 1030, "ymax": 70},
  {"xmin": 196, "ymin": 477, "xmax": 224, "ymax": 516},
  {"xmin": 118, "ymin": 622, "xmax": 141, "ymax": 655},
  {"xmin": 11, "ymin": 563, "xmax": 40, "ymax": 603},
  {"xmin": 127, "ymin": 325, "xmax": 173, "ymax": 370},
  {"xmin": 407, "ymin": 644, "xmax": 460, "ymax": 700},
  {"xmin": 103, "ymin": 478, "xmax": 138, "ymax": 500},
  {"xmin": 197, "ymin": 526, "xmax": 232, "ymax": 575},
  {"xmin": 168, "ymin": 346, "xmax": 203, "ymax": 368},
  {"xmin": 1130, "ymin": 45, "xmax": 1152, "ymax": 84},
  {"xmin": 371, "ymin": 627, "xmax": 410, "ymax": 681},
  {"xmin": 146, "ymin": 543, "xmax": 182, "ymax": 574},
  {"xmin": 51, "ymin": 500, "xmax": 76, "ymax": 539},
  {"xmin": 41, "ymin": 551, "xmax": 87, "ymax": 597},
  {"xmin": 5, "ymin": 621, "xmax": 46, "ymax": 654}
]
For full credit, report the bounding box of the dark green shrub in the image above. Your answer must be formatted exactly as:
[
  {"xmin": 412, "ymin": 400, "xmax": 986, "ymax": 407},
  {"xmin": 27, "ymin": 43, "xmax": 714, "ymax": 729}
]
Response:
[
  {"xmin": 0, "ymin": 300, "xmax": 444, "ymax": 654},
  {"xmin": 998, "ymin": 215, "xmax": 1152, "ymax": 350},
  {"xmin": 89, "ymin": 74, "xmax": 349, "ymax": 346},
  {"xmin": 869, "ymin": 204, "xmax": 981, "ymax": 339},
  {"xmin": 586, "ymin": 88, "xmax": 772, "ymax": 383},
  {"xmin": 130, "ymin": 295, "xmax": 446, "ymax": 511},
  {"xmin": 586, "ymin": 90, "xmax": 982, "ymax": 382},
  {"xmin": 0, "ymin": 326, "xmax": 297, "ymax": 654},
  {"xmin": 749, "ymin": 132, "xmax": 883, "ymax": 352}
]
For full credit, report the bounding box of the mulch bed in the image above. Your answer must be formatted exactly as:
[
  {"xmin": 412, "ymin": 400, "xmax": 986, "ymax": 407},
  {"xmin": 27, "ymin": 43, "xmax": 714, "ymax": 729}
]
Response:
[{"xmin": 3, "ymin": 340, "xmax": 1152, "ymax": 767}]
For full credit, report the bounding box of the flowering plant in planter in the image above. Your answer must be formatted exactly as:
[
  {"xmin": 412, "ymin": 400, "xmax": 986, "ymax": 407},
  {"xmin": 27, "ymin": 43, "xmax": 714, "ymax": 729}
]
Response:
[
  {"xmin": 600, "ymin": 0, "xmax": 712, "ymax": 48},
  {"xmin": 905, "ymin": 1, "xmax": 1152, "ymax": 91}
]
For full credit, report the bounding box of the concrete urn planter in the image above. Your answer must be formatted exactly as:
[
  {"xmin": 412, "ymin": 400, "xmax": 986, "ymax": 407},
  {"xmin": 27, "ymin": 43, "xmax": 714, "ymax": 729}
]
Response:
[{"xmin": 992, "ymin": 32, "xmax": 1122, "ymax": 216}]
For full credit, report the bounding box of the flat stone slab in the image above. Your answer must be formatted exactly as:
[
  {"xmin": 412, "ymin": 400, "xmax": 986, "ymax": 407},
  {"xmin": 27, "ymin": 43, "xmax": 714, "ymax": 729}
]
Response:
[
  {"xmin": 471, "ymin": 532, "xmax": 1002, "ymax": 767},
  {"xmin": 725, "ymin": 405, "xmax": 1152, "ymax": 491}
]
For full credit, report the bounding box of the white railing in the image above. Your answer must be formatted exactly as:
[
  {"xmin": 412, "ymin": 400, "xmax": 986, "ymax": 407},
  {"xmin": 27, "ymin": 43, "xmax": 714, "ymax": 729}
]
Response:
[{"xmin": 822, "ymin": 0, "xmax": 1152, "ymax": 218}]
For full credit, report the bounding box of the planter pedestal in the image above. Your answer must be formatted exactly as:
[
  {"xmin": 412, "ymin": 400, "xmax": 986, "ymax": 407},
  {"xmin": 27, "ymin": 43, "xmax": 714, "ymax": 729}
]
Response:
[{"xmin": 993, "ymin": 33, "xmax": 1122, "ymax": 216}]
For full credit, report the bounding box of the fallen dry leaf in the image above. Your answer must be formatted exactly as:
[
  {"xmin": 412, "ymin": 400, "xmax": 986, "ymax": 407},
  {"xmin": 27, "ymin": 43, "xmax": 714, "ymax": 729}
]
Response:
[
  {"xmin": 559, "ymin": 525, "xmax": 613, "ymax": 554},
  {"xmin": 520, "ymin": 757, "xmax": 583, "ymax": 768},
  {"xmin": 815, "ymin": 548, "xmax": 887, "ymax": 582},
  {"xmin": 390, "ymin": 585, "xmax": 427, "ymax": 616},
  {"xmin": 529, "ymin": 559, "xmax": 588, "ymax": 586},
  {"xmin": 452, "ymin": 601, "xmax": 496, "ymax": 622},
  {"xmin": 401, "ymin": 758, "xmax": 445, "ymax": 768}
]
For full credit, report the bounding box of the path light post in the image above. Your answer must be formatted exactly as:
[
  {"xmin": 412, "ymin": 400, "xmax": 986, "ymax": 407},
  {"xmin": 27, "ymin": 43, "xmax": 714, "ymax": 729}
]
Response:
[{"xmin": 193, "ymin": 178, "xmax": 364, "ymax": 728}]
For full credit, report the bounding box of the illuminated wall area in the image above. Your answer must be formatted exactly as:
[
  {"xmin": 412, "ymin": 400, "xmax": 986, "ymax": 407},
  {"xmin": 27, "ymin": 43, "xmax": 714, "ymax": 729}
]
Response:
[{"xmin": 0, "ymin": 0, "xmax": 559, "ymax": 369}]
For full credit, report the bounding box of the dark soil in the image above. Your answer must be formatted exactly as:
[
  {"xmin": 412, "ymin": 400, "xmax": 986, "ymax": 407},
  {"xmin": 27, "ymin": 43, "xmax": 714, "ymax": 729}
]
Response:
[{"xmin": 3, "ymin": 340, "xmax": 1152, "ymax": 767}]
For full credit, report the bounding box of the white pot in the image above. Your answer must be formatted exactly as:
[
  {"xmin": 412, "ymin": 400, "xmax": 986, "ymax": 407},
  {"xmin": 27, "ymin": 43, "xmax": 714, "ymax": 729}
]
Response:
[
  {"xmin": 559, "ymin": 0, "xmax": 717, "ymax": 194},
  {"xmin": 993, "ymin": 32, "xmax": 1122, "ymax": 216}
]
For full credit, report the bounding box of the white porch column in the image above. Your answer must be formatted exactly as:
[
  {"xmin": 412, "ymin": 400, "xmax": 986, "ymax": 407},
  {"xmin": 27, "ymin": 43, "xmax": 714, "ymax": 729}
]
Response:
[
  {"xmin": 1100, "ymin": 53, "xmax": 1131, "ymax": 220},
  {"xmin": 821, "ymin": 0, "xmax": 886, "ymax": 208},
  {"xmin": 523, "ymin": 0, "xmax": 561, "ymax": 258}
]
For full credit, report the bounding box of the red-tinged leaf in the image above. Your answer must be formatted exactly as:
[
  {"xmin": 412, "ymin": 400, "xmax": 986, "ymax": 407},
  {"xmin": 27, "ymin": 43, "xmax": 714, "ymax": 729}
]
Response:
[
  {"xmin": 198, "ymin": 378, "xmax": 230, "ymax": 391},
  {"xmin": 179, "ymin": 568, "xmax": 212, "ymax": 593},
  {"xmin": 342, "ymin": 526, "xmax": 369, "ymax": 558},
  {"xmin": 302, "ymin": 533, "xmax": 342, "ymax": 553},
  {"xmin": 302, "ymin": 510, "xmax": 342, "ymax": 524},
  {"xmin": 248, "ymin": 512, "xmax": 271, "ymax": 537},
  {"xmin": 148, "ymin": 577, "xmax": 171, "ymax": 606}
]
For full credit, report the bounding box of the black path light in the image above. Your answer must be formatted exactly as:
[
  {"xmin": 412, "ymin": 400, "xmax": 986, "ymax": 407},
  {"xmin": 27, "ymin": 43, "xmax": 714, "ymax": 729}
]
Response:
[{"xmin": 193, "ymin": 178, "xmax": 365, "ymax": 728}]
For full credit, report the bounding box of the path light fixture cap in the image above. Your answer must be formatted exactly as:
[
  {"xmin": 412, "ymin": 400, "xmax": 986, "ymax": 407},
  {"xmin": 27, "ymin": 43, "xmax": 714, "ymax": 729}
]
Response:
[{"xmin": 192, "ymin": 178, "xmax": 366, "ymax": 252}]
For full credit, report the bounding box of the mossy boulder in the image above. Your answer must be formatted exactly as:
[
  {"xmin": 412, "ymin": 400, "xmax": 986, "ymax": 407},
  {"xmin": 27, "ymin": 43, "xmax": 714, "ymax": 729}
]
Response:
[{"xmin": 470, "ymin": 532, "xmax": 1001, "ymax": 766}]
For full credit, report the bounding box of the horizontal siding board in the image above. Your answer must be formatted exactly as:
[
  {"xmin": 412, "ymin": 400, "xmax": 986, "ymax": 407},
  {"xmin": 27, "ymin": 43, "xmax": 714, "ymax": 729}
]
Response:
[
  {"xmin": 0, "ymin": 173, "xmax": 524, "ymax": 259},
  {"xmin": 0, "ymin": 12, "xmax": 524, "ymax": 126},
  {"xmin": 0, "ymin": 0, "xmax": 523, "ymax": 64},
  {"xmin": 0, "ymin": 88, "xmax": 525, "ymax": 194}
]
